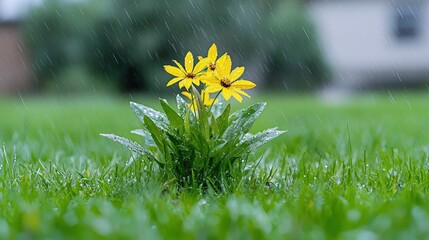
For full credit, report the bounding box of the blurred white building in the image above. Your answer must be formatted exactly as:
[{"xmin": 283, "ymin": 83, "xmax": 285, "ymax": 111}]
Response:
[
  {"xmin": 0, "ymin": 0, "xmax": 42, "ymax": 21},
  {"xmin": 307, "ymin": 0, "xmax": 429, "ymax": 89}
]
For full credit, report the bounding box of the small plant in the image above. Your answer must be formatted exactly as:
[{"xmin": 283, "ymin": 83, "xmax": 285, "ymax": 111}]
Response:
[{"xmin": 101, "ymin": 44, "xmax": 286, "ymax": 191}]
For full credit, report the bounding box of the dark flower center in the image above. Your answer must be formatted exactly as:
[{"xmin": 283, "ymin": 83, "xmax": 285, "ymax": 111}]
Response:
[
  {"xmin": 209, "ymin": 63, "xmax": 216, "ymax": 71},
  {"xmin": 220, "ymin": 77, "xmax": 232, "ymax": 88},
  {"xmin": 186, "ymin": 73, "xmax": 196, "ymax": 78}
]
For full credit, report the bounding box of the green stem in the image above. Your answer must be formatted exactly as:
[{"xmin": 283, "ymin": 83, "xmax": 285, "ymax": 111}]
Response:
[
  {"xmin": 209, "ymin": 90, "xmax": 222, "ymax": 113},
  {"xmin": 190, "ymin": 86, "xmax": 197, "ymax": 118}
]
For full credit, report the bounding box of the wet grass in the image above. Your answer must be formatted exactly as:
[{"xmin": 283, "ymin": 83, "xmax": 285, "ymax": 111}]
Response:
[{"xmin": 1, "ymin": 92, "xmax": 429, "ymax": 239}]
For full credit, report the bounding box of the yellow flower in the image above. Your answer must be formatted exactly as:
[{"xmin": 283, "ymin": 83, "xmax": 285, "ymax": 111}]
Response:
[
  {"xmin": 198, "ymin": 43, "xmax": 226, "ymax": 78},
  {"xmin": 182, "ymin": 90, "xmax": 218, "ymax": 111},
  {"xmin": 205, "ymin": 55, "xmax": 256, "ymax": 103},
  {"xmin": 164, "ymin": 51, "xmax": 208, "ymax": 90}
]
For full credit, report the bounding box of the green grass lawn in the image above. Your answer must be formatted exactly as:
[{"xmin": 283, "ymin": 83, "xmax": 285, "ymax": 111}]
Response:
[{"xmin": 1, "ymin": 92, "xmax": 429, "ymax": 239}]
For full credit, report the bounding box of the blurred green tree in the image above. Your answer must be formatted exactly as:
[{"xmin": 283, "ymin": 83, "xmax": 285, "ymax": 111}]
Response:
[
  {"xmin": 264, "ymin": 1, "xmax": 329, "ymax": 90},
  {"xmin": 86, "ymin": 1, "xmax": 174, "ymax": 91},
  {"xmin": 24, "ymin": 0, "xmax": 328, "ymax": 92},
  {"xmin": 24, "ymin": 0, "xmax": 95, "ymax": 91}
]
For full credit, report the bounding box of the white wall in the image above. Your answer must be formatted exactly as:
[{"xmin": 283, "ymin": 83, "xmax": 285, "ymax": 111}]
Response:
[
  {"xmin": 0, "ymin": 0, "xmax": 43, "ymax": 20},
  {"xmin": 307, "ymin": 0, "xmax": 429, "ymax": 86}
]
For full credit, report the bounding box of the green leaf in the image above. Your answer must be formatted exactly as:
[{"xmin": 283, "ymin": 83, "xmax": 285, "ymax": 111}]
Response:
[
  {"xmin": 144, "ymin": 115, "xmax": 178, "ymax": 157},
  {"xmin": 223, "ymin": 102, "xmax": 266, "ymax": 141},
  {"xmin": 211, "ymin": 101, "xmax": 227, "ymax": 118},
  {"xmin": 216, "ymin": 104, "xmax": 230, "ymax": 135},
  {"xmin": 191, "ymin": 128, "xmax": 210, "ymax": 159},
  {"xmin": 176, "ymin": 94, "xmax": 189, "ymax": 117},
  {"xmin": 184, "ymin": 110, "xmax": 192, "ymax": 136},
  {"xmin": 209, "ymin": 114, "xmax": 218, "ymax": 137},
  {"xmin": 160, "ymin": 99, "xmax": 183, "ymax": 128},
  {"xmin": 100, "ymin": 133, "xmax": 163, "ymax": 165},
  {"xmin": 239, "ymin": 128, "xmax": 287, "ymax": 150},
  {"xmin": 190, "ymin": 86, "xmax": 202, "ymax": 106},
  {"xmin": 209, "ymin": 139, "xmax": 227, "ymax": 158},
  {"xmin": 131, "ymin": 129, "xmax": 155, "ymax": 147},
  {"xmin": 143, "ymin": 115, "xmax": 165, "ymax": 151},
  {"xmin": 191, "ymin": 86, "xmax": 210, "ymax": 138},
  {"xmin": 229, "ymin": 105, "xmax": 246, "ymax": 122},
  {"xmin": 130, "ymin": 102, "xmax": 169, "ymax": 131}
]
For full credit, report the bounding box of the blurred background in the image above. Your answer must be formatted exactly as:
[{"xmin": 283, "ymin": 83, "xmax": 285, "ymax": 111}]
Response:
[{"xmin": 0, "ymin": 0, "xmax": 428, "ymax": 95}]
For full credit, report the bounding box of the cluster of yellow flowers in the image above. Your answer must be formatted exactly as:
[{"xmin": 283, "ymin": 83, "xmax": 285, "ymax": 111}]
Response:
[{"xmin": 164, "ymin": 44, "xmax": 256, "ymax": 107}]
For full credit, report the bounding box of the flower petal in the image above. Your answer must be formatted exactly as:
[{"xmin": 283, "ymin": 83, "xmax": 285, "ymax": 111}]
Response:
[
  {"xmin": 197, "ymin": 75, "xmax": 209, "ymax": 84},
  {"xmin": 184, "ymin": 51, "xmax": 194, "ymax": 73},
  {"xmin": 179, "ymin": 81, "xmax": 184, "ymax": 89},
  {"xmin": 198, "ymin": 74, "xmax": 209, "ymax": 84},
  {"xmin": 181, "ymin": 91, "xmax": 192, "ymax": 100},
  {"xmin": 204, "ymin": 97, "xmax": 218, "ymax": 106},
  {"xmin": 189, "ymin": 103, "xmax": 196, "ymax": 112},
  {"xmin": 212, "ymin": 70, "xmax": 222, "ymax": 80},
  {"xmin": 208, "ymin": 43, "xmax": 218, "ymax": 62},
  {"xmin": 173, "ymin": 60, "xmax": 186, "ymax": 73},
  {"xmin": 224, "ymin": 55, "xmax": 232, "ymax": 75},
  {"xmin": 231, "ymin": 91, "xmax": 243, "ymax": 103},
  {"xmin": 193, "ymin": 58, "xmax": 209, "ymax": 73},
  {"xmin": 216, "ymin": 53, "xmax": 228, "ymax": 63},
  {"xmin": 201, "ymin": 90, "xmax": 207, "ymax": 101},
  {"xmin": 183, "ymin": 78, "xmax": 193, "ymax": 90},
  {"xmin": 166, "ymin": 77, "xmax": 183, "ymax": 87},
  {"xmin": 232, "ymin": 80, "xmax": 256, "ymax": 90},
  {"xmin": 233, "ymin": 88, "xmax": 251, "ymax": 98},
  {"xmin": 193, "ymin": 77, "xmax": 200, "ymax": 86},
  {"xmin": 205, "ymin": 83, "xmax": 223, "ymax": 93},
  {"xmin": 164, "ymin": 65, "xmax": 184, "ymax": 77},
  {"xmin": 230, "ymin": 66, "xmax": 245, "ymax": 82},
  {"xmin": 204, "ymin": 76, "xmax": 219, "ymax": 85},
  {"xmin": 222, "ymin": 88, "xmax": 233, "ymax": 101},
  {"xmin": 216, "ymin": 54, "xmax": 231, "ymax": 77},
  {"xmin": 201, "ymin": 90, "xmax": 215, "ymax": 106}
]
